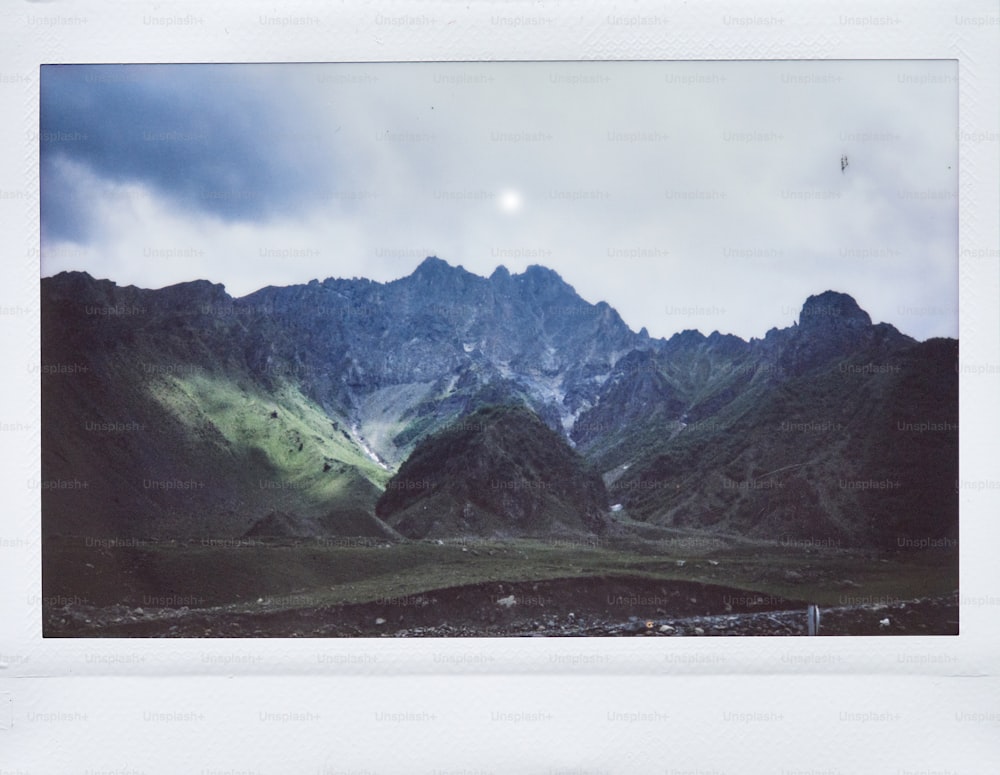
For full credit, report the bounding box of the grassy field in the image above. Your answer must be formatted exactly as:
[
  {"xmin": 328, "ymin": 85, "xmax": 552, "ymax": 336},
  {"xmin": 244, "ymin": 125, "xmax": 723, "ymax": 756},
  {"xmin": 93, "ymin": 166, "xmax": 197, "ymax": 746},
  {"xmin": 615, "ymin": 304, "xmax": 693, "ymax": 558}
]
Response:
[{"xmin": 44, "ymin": 530, "xmax": 958, "ymax": 616}]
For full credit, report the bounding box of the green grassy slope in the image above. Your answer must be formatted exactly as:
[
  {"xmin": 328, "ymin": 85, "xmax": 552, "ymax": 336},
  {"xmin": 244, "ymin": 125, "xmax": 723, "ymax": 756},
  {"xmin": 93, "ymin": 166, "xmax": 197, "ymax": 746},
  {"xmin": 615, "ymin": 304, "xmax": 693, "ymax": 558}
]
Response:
[{"xmin": 41, "ymin": 276, "xmax": 393, "ymax": 539}]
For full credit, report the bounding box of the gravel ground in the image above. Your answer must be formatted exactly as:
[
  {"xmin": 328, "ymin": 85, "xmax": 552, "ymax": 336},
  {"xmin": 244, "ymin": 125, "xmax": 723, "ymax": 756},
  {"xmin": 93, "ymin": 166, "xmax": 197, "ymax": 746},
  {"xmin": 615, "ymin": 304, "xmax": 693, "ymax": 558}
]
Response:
[{"xmin": 45, "ymin": 576, "xmax": 958, "ymax": 638}]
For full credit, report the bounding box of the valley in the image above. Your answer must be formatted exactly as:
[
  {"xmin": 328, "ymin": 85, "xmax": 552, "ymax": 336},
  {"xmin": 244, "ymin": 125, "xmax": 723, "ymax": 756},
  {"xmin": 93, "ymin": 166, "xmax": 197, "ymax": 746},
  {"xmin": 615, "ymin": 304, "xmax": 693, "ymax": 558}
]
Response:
[
  {"xmin": 44, "ymin": 531, "xmax": 958, "ymax": 637},
  {"xmin": 40, "ymin": 258, "xmax": 959, "ymax": 637}
]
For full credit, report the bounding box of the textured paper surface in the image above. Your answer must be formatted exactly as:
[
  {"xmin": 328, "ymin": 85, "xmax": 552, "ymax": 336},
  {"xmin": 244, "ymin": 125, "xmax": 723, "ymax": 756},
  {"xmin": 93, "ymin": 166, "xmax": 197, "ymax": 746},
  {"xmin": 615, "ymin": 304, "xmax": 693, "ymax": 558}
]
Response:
[{"xmin": 2, "ymin": 1, "xmax": 998, "ymax": 772}]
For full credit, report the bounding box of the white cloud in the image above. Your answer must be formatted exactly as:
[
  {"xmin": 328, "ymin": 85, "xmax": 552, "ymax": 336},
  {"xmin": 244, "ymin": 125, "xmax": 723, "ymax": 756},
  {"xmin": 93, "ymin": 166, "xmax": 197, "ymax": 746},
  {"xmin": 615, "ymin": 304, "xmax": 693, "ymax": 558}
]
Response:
[{"xmin": 42, "ymin": 60, "xmax": 958, "ymax": 341}]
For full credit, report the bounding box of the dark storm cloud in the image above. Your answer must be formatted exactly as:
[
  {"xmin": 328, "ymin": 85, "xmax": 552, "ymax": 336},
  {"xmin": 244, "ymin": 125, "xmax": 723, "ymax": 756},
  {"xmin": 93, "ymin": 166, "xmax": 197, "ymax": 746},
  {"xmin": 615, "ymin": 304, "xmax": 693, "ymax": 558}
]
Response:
[
  {"xmin": 38, "ymin": 61, "xmax": 958, "ymax": 341},
  {"xmin": 40, "ymin": 64, "xmax": 335, "ymax": 242}
]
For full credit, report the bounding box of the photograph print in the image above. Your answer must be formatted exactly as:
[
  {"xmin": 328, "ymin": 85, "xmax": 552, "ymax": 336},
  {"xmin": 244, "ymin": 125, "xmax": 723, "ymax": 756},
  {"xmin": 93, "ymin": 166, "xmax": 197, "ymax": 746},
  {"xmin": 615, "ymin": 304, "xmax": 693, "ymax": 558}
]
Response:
[{"xmin": 40, "ymin": 60, "xmax": 958, "ymax": 638}]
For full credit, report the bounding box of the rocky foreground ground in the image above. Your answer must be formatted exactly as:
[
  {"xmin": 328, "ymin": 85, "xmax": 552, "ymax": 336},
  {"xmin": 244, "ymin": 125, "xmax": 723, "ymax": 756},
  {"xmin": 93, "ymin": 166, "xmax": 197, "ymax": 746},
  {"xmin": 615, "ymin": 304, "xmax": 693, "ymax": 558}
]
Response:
[{"xmin": 46, "ymin": 576, "xmax": 958, "ymax": 638}]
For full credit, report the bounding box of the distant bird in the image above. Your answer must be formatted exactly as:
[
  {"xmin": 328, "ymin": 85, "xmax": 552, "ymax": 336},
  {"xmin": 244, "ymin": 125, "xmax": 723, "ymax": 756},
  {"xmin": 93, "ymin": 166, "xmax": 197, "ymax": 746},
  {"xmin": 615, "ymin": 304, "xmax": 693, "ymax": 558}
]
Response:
[{"xmin": 841, "ymin": 155, "xmax": 849, "ymax": 173}]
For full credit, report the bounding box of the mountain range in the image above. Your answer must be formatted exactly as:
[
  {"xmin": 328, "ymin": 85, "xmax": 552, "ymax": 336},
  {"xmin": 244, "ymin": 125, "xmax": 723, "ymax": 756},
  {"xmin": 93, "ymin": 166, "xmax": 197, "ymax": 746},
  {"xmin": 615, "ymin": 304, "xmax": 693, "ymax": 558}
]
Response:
[{"xmin": 41, "ymin": 257, "xmax": 957, "ymax": 549}]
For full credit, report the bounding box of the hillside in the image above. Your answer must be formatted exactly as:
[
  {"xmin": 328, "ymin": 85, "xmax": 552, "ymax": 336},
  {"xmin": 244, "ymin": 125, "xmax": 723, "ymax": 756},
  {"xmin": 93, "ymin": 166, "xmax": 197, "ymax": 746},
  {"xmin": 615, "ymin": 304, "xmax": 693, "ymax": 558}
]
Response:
[
  {"xmin": 40, "ymin": 261, "xmax": 957, "ymax": 549},
  {"xmin": 41, "ymin": 274, "xmax": 393, "ymax": 539},
  {"xmin": 592, "ymin": 292, "xmax": 958, "ymax": 547},
  {"xmin": 375, "ymin": 404, "xmax": 609, "ymax": 539}
]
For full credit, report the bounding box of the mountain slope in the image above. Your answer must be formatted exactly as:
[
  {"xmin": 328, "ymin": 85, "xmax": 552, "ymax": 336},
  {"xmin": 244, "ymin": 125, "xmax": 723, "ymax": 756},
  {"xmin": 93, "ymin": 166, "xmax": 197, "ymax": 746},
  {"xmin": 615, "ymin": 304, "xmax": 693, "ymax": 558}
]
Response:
[
  {"xmin": 374, "ymin": 404, "xmax": 609, "ymax": 539},
  {"xmin": 608, "ymin": 302, "xmax": 956, "ymax": 547},
  {"xmin": 40, "ymin": 262, "xmax": 957, "ymax": 548},
  {"xmin": 41, "ymin": 274, "xmax": 393, "ymax": 539}
]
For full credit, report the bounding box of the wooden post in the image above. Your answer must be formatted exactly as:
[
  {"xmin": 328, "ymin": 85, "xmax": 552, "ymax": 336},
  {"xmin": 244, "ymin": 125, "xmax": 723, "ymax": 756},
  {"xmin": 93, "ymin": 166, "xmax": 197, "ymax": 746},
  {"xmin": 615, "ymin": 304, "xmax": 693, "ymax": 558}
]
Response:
[{"xmin": 807, "ymin": 604, "xmax": 820, "ymax": 636}]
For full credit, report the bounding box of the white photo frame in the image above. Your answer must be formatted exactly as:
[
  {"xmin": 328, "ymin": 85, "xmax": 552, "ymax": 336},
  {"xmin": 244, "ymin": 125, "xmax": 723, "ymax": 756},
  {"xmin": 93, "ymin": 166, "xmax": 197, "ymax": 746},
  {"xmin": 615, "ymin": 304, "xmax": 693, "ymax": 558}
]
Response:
[{"xmin": 2, "ymin": 1, "xmax": 998, "ymax": 772}]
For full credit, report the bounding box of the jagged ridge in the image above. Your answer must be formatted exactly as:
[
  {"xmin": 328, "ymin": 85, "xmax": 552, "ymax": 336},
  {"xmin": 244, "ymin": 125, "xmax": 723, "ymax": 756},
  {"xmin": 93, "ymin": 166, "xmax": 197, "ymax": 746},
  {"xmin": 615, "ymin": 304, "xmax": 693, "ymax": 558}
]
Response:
[{"xmin": 40, "ymin": 259, "xmax": 956, "ymax": 547}]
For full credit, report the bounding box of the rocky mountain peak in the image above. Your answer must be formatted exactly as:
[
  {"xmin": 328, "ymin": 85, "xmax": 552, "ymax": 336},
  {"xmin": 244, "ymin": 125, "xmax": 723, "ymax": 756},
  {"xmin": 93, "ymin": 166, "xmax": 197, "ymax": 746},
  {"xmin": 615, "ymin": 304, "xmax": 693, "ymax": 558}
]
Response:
[
  {"xmin": 522, "ymin": 264, "xmax": 562, "ymax": 280},
  {"xmin": 517, "ymin": 264, "xmax": 574, "ymax": 295},
  {"xmin": 798, "ymin": 291, "xmax": 872, "ymax": 334},
  {"xmin": 41, "ymin": 265, "xmax": 955, "ymax": 550},
  {"xmin": 489, "ymin": 264, "xmax": 512, "ymax": 282},
  {"xmin": 412, "ymin": 255, "xmax": 451, "ymax": 275},
  {"xmin": 778, "ymin": 291, "xmax": 887, "ymax": 375}
]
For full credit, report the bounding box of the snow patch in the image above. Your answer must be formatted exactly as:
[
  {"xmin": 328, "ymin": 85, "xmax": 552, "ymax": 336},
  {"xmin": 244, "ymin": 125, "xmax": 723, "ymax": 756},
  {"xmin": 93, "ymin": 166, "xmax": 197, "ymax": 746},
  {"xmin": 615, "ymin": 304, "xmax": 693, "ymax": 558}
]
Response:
[{"xmin": 350, "ymin": 424, "xmax": 389, "ymax": 470}]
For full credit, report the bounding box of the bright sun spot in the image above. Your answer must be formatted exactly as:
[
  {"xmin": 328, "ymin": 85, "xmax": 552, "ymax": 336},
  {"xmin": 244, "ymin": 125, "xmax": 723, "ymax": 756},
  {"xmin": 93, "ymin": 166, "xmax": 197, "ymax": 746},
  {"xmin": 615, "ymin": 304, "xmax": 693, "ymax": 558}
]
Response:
[{"xmin": 497, "ymin": 189, "xmax": 523, "ymax": 214}]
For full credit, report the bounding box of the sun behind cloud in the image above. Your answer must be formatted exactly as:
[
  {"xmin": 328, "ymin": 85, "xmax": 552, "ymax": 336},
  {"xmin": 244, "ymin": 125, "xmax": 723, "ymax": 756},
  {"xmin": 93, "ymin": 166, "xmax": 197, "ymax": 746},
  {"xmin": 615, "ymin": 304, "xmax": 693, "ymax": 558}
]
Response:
[{"xmin": 496, "ymin": 188, "xmax": 523, "ymax": 214}]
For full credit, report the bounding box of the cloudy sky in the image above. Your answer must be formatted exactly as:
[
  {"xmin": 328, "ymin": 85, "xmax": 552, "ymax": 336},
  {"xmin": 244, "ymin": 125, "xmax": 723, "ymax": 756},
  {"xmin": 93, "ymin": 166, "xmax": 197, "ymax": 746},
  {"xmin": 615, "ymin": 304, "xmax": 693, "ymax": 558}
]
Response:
[{"xmin": 40, "ymin": 60, "xmax": 958, "ymax": 341}]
